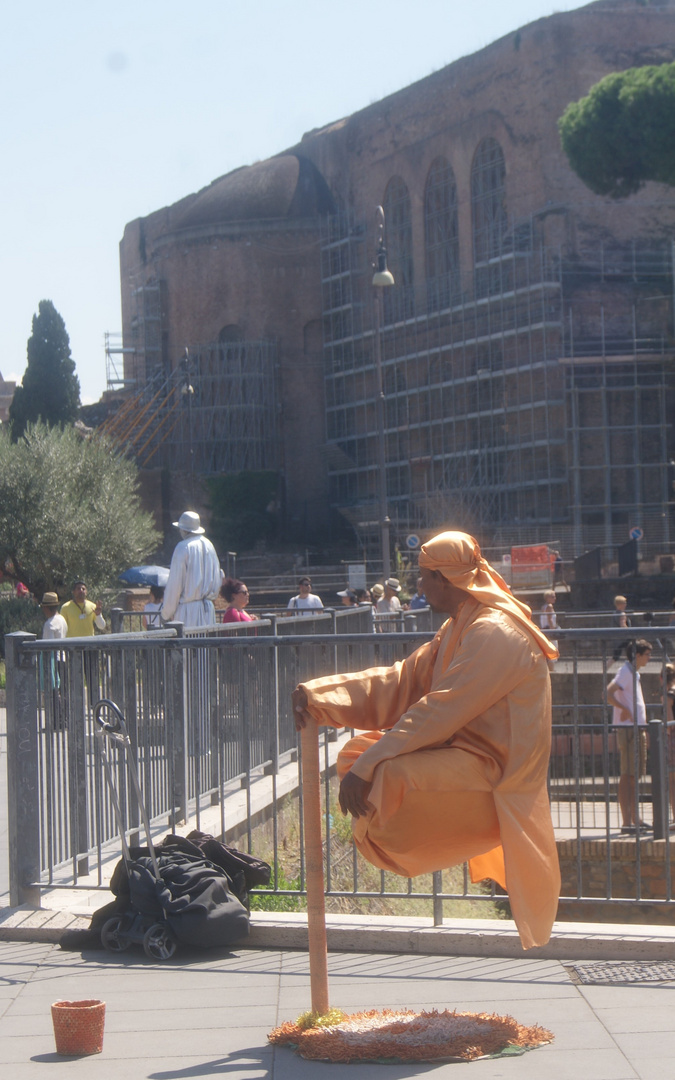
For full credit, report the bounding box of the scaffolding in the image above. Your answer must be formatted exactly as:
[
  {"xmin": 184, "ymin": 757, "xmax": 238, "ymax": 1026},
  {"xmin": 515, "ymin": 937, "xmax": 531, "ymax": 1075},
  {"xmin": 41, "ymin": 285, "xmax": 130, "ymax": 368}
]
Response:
[
  {"xmin": 106, "ymin": 280, "xmax": 166, "ymax": 395},
  {"xmin": 104, "ymin": 332, "xmax": 136, "ymax": 391},
  {"xmin": 320, "ymin": 213, "xmax": 675, "ymax": 558},
  {"xmin": 99, "ymin": 339, "xmax": 279, "ymax": 475}
]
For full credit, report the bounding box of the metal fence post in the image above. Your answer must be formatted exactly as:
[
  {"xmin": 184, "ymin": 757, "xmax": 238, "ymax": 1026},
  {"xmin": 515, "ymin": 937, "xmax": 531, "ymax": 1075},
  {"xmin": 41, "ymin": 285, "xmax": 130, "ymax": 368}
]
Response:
[
  {"xmin": 122, "ymin": 646, "xmax": 140, "ymax": 843},
  {"xmin": 650, "ymin": 719, "xmax": 668, "ymax": 840},
  {"xmin": 110, "ymin": 607, "xmax": 124, "ymax": 634},
  {"xmin": 271, "ymin": 640, "xmax": 281, "ymax": 774},
  {"xmin": 68, "ymin": 648, "xmax": 90, "ymax": 873},
  {"xmin": 432, "ymin": 870, "xmax": 444, "ymax": 926},
  {"xmin": 6, "ymin": 632, "xmax": 41, "ymax": 908},
  {"xmin": 165, "ymin": 623, "xmax": 187, "ymax": 827},
  {"xmin": 209, "ymin": 643, "xmax": 220, "ymax": 798}
]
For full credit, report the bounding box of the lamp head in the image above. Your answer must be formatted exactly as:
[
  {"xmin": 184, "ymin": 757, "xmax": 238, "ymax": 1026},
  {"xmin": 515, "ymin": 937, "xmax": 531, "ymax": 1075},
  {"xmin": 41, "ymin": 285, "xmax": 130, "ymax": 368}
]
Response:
[{"xmin": 372, "ymin": 247, "xmax": 395, "ymax": 288}]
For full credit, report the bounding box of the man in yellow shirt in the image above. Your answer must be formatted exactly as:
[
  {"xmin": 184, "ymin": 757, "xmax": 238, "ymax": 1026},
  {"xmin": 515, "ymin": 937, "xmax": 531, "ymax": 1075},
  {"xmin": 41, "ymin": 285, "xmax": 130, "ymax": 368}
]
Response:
[
  {"xmin": 293, "ymin": 531, "xmax": 560, "ymax": 950},
  {"xmin": 60, "ymin": 580, "xmax": 106, "ymax": 637}
]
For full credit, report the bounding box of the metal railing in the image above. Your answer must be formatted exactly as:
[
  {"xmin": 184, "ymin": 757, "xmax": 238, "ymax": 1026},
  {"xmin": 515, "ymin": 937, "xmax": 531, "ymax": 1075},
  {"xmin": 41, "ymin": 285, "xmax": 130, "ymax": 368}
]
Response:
[
  {"xmin": 110, "ymin": 604, "xmax": 441, "ymax": 636},
  {"xmin": 5, "ymin": 624, "xmax": 675, "ymax": 923}
]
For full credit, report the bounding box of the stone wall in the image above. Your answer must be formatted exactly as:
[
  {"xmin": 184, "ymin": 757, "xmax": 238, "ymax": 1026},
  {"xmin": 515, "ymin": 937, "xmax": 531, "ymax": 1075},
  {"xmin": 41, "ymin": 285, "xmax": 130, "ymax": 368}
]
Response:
[
  {"xmin": 118, "ymin": 0, "xmax": 675, "ymax": 549},
  {"xmin": 558, "ymin": 837, "xmax": 675, "ymax": 924},
  {"xmin": 295, "ymin": 0, "xmax": 675, "ymax": 272}
]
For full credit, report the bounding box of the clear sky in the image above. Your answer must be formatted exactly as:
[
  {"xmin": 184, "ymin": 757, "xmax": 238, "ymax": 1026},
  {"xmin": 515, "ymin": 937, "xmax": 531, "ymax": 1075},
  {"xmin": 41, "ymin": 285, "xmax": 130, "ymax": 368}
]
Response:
[{"xmin": 2, "ymin": 0, "xmax": 584, "ymax": 404}]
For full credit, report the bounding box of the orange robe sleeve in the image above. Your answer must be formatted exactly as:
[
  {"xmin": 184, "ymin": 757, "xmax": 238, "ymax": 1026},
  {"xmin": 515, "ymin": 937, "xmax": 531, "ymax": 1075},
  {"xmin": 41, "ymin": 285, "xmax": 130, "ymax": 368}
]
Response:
[{"xmin": 299, "ymin": 630, "xmax": 444, "ymax": 735}]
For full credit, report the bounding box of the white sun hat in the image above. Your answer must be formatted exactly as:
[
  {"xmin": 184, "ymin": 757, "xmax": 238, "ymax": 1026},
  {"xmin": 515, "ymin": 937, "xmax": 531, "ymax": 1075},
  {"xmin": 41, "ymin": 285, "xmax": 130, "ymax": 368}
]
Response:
[{"xmin": 173, "ymin": 510, "xmax": 205, "ymax": 534}]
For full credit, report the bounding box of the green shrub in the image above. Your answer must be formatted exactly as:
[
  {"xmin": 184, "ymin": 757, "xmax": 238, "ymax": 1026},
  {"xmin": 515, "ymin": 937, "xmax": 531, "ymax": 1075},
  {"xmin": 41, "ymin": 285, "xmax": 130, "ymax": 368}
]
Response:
[
  {"xmin": 0, "ymin": 599, "xmax": 43, "ymax": 658},
  {"xmin": 249, "ymin": 863, "xmax": 305, "ymax": 912}
]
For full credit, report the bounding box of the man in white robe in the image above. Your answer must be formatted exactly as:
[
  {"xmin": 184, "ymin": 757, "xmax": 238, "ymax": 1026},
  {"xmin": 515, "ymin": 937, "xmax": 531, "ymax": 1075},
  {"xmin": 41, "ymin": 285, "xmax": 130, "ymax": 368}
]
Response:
[{"xmin": 161, "ymin": 511, "xmax": 223, "ymax": 628}]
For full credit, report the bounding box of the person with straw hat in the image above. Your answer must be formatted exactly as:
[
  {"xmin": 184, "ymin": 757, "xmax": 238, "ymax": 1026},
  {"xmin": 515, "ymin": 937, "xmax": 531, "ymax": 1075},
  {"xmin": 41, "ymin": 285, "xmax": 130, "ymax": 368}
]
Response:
[
  {"xmin": 40, "ymin": 591, "xmax": 67, "ymax": 641},
  {"xmin": 40, "ymin": 591, "xmax": 67, "ymax": 728},
  {"xmin": 293, "ymin": 530, "xmax": 560, "ymax": 950}
]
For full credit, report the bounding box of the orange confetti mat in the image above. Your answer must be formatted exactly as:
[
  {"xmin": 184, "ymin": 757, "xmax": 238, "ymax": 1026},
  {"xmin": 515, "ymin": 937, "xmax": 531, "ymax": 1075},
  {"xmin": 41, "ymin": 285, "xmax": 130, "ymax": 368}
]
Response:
[{"xmin": 269, "ymin": 1008, "xmax": 553, "ymax": 1063}]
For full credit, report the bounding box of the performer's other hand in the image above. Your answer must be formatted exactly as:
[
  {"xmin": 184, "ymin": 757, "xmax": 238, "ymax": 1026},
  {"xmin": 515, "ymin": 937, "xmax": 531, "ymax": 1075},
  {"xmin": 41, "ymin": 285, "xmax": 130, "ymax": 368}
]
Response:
[
  {"xmin": 339, "ymin": 771, "xmax": 372, "ymax": 818},
  {"xmin": 292, "ymin": 686, "xmax": 313, "ymax": 731}
]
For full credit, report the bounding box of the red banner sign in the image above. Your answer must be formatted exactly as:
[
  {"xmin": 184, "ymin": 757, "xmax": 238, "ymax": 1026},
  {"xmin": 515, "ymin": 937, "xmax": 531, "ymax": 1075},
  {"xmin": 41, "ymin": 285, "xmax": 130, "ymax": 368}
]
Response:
[{"xmin": 510, "ymin": 545, "xmax": 553, "ymax": 587}]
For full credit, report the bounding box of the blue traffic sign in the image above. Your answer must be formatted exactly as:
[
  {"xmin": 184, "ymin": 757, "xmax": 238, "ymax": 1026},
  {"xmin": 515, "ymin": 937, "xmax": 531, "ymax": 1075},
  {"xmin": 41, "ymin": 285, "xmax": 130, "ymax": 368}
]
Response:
[
  {"xmin": 629, "ymin": 526, "xmax": 644, "ymax": 541},
  {"xmin": 406, "ymin": 534, "xmax": 421, "ymax": 550}
]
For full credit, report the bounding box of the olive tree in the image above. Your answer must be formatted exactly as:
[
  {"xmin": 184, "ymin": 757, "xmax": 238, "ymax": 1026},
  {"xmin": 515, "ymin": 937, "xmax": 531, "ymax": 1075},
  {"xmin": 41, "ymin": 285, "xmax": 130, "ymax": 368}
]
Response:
[
  {"xmin": 558, "ymin": 62, "xmax": 675, "ymax": 198},
  {"xmin": 0, "ymin": 423, "xmax": 160, "ymax": 599}
]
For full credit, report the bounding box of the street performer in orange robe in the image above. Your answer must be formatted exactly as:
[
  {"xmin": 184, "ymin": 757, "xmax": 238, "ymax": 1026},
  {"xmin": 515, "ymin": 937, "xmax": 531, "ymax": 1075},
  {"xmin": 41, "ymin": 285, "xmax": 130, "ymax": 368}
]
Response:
[{"xmin": 292, "ymin": 530, "xmax": 560, "ymax": 950}]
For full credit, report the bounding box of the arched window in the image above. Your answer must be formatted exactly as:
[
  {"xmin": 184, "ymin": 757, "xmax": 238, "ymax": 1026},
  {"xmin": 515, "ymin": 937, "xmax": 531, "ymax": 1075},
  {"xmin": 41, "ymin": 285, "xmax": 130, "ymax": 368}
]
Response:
[
  {"xmin": 471, "ymin": 138, "xmax": 507, "ymax": 264},
  {"xmin": 218, "ymin": 325, "xmax": 244, "ymax": 366},
  {"xmin": 216, "ymin": 325, "xmax": 245, "ymax": 382},
  {"xmin": 218, "ymin": 324, "xmax": 243, "ymax": 343},
  {"xmin": 383, "ymin": 176, "xmax": 414, "ymax": 319},
  {"xmin": 424, "ymin": 158, "xmax": 459, "ymax": 310}
]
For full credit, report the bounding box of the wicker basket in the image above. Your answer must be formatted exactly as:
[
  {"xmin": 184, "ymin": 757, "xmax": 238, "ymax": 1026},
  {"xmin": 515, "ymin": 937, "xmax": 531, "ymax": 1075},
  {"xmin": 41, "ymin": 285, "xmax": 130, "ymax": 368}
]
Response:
[{"xmin": 51, "ymin": 999, "xmax": 106, "ymax": 1056}]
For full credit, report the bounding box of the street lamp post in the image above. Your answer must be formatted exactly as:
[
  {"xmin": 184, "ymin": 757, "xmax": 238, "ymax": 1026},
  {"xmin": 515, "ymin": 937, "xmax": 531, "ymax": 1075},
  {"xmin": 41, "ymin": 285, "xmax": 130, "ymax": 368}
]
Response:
[
  {"xmin": 372, "ymin": 206, "xmax": 395, "ymax": 581},
  {"xmin": 180, "ymin": 347, "xmax": 195, "ymax": 485}
]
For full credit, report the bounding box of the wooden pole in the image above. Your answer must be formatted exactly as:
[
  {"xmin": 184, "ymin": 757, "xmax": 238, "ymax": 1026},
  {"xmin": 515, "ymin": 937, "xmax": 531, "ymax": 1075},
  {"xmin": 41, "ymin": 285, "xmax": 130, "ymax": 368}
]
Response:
[{"xmin": 301, "ymin": 723, "xmax": 330, "ymax": 1015}]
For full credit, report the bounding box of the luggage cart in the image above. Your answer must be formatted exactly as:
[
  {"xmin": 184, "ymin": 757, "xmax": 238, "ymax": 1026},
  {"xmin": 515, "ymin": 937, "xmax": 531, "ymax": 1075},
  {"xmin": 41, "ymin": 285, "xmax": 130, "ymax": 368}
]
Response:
[{"xmin": 94, "ymin": 699, "xmax": 178, "ymax": 960}]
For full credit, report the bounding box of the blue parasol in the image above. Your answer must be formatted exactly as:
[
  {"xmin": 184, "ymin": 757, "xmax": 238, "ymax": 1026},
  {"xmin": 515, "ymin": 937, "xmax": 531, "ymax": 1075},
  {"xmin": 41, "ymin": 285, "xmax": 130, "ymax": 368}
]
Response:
[{"xmin": 119, "ymin": 565, "xmax": 170, "ymax": 587}]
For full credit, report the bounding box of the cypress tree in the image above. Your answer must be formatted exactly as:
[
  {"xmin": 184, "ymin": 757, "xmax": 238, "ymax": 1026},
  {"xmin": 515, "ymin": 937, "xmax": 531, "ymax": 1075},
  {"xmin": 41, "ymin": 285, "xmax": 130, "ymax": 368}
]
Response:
[{"xmin": 9, "ymin": 300, "xmax": 81, "ymax": 439}]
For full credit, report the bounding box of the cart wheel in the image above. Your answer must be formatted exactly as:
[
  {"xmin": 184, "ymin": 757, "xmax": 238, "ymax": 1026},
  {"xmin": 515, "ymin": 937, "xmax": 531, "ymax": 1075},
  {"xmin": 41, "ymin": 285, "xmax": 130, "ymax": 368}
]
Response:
[
  {"xmin": 101, "ymin": 916, "xmax": 131, "ymax": 952},
  {"xmin": 143, "ymin": 923, "xmax": 177, "ymax": 960}
]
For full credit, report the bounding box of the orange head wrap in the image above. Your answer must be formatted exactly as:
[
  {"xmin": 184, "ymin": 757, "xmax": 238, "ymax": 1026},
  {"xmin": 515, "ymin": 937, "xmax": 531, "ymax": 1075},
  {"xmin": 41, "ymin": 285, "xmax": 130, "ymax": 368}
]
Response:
[{"xmin": 418, "ymin": 531, "xmax": 558, "ymax": 660}]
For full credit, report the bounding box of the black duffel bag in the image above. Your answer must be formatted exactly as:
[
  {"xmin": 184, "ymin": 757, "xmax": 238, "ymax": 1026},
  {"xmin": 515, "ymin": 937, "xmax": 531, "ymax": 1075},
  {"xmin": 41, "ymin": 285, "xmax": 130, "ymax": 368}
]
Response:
[
  {"xmin": 163, "ymin": 831, "xmax": 271, "ymax": 909},
  {"xmin": 107, "ymin": 845, "xmax": 250, "ymax": 948}
]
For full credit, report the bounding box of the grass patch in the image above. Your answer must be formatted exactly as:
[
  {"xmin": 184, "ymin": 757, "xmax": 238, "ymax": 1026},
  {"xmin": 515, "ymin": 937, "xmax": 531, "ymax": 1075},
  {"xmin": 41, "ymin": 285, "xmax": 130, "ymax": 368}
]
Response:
[
  {"xmin": 250, "ymin": 862, "xmax": 305, "ymax": 912},
  {"xmin": 247, "ymin": 781, "xmax": 507, "ymax": 921}
]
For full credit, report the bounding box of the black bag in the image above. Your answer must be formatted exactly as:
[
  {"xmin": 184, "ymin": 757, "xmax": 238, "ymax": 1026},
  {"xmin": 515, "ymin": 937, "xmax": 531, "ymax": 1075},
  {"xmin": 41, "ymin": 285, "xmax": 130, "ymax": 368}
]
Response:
[
  {"xmin": 62, "ymin": 836, "xmax": 269, "ymax": 952},
  {"xmin": 177, "ymin": 831, "xmax": 271, "ymax": 907},
  {"xmin": 157, "ymin": 832, "xmax": 270, "ymax": 908},
  {"xmin": 109, "ymin": 845, "xmax": 250, "ymax": 948}
]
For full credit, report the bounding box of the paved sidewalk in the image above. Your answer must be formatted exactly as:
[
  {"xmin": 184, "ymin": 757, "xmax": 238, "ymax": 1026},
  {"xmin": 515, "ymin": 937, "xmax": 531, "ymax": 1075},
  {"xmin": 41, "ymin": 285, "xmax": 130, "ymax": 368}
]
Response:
[
  {"xmin": 1, "ymin": 939, "xmax": 674, "ymax": 1079},
  {"xmin": 4, "ymin": 704, "xmax": 675, "ymax": 1076},
  {"xmin": 0, "ymin": 705, "xmax": 8, "ymax": 903}
]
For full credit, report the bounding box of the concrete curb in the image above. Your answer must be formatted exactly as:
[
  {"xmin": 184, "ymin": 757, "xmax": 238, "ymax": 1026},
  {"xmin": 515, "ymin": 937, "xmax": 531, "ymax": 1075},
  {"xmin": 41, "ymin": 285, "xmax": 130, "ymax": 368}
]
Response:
[
  {"xmin": 246, "ymin": 912, "xmax": 675, "ymax": 961},
  {"xmin": 3, "ymin": 905, "xmax": 675, "ymax": 960},
  {"xmin": 0, "ymin": 906, "xmax": 87, "ymax": 943}
]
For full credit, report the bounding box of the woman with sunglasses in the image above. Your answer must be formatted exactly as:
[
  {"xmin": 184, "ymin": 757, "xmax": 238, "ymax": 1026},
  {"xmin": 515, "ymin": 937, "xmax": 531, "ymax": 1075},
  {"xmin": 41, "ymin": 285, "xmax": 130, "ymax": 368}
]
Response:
[{"xmin": 220, "ymin": 578, "xmax": 257, "ymax": 622}]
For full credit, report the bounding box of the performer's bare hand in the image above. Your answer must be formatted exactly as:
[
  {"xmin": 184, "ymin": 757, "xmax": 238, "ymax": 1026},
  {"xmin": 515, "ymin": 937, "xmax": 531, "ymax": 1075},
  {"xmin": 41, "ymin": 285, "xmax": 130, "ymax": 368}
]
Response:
[
  {"xmin": 292, "ymin": 686, "xmax": 313, "ymax": 731},
  {"xmin": 339, "ymin": 771, "xmax": 372, "ymax": 818}
]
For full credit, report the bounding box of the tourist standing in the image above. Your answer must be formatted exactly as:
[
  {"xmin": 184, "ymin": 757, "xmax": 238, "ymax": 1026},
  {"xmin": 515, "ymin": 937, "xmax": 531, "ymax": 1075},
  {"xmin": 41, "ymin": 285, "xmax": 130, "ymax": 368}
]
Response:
[
  {"xmin": 606, "ymin": 639, "xmax": 652, "ymax": 835},
  {"xmin": 612, "ymin": 593, "xmax": 632, "ymax": 661},
  {"xmin": 161, "ymin": 511, "xmax": 223, "ymax": 629},
  {"xmin": 60, "ymin": 580, "xmax": 106, "ymax": 637},
  {"xmin": 40, "ymin": 591, "xmax": 67, "ymax": 727},
  {"xmin": 221, "ymin": 578, "xmax": 257, "ymax": 623},
  {"xmin": 143, "ymin": 585, "xmax": 165, "ymax": 629},
  {"xmin": 287, "ymin": 576, "xmax": 323, "ymax": 615},
  {"xmin": 409, "ymin": 577, "xmax": 428, "ymax": 610},
  {"xmin": 375, "ymin": 577, "xmax": 403, "ymax": 630}
]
